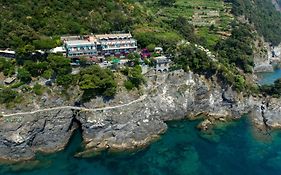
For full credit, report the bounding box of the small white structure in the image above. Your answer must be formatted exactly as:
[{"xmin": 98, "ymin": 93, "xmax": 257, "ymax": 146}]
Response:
[
  {"xmin": 155, "ymin": 56, "xmax": 171, "ymax": 72},
  {"xmin": 4, "ymin": 77, "xmax": 16, "ymax": 85},
  {"xmin": 0, "ymin": 49, "xmax": 16, "ymax": 58},
  {"xmin": 154, "ymin": 47, "xmax": 163, "ymax": 54},
  {"xmin": 50, "ymin": 47, "xmax": 66, "ymax": 55}
]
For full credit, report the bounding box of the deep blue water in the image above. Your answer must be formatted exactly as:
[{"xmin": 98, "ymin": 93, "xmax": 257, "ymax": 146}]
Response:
[
  {"xmin": 2, "ymin": 118, "xmax": 281, "ymax": 175},
  {"xmin": 2, "ymin": 70, "xmax": 281, "ymax": 175},
  {"xmin": 258, "ymin": 68, "xmax": 281, "ymax": 85}
]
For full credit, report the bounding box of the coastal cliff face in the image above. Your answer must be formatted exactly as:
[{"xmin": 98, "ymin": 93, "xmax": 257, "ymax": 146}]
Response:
[
  {"xmin": 77, "ymin": 71, "xmax": 253, "ymax": 154},
  {"xmin": 250, "ymin": 97, "xmax": 281, "ymax": 129},
  {"xmin": 0, "ymin": 109, "xmax": 74, "ymax": 161},
  {"xmin": 0, "ymin": 71, "xmax": 278, "ymax": 161},
  {"xmin": 253, "ymin": 38, "xmax": 281, "ymax": 73}
]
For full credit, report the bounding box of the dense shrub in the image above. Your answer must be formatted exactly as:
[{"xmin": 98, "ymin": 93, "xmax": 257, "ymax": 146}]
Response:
[
  {"xmin": 79, "ymin": 65, "xmax": 117, "ymax": 101},
  {"xmin": 228, "ymin": 0, "xmax": 281, "ymax": 45},
  {"xmin": 17, "ymin": 68, "xmax": 32, "ymax": 83},
  {"xmin": 0, "ymin": 88, "xmax": 18, "ymax": 104},
  {"xmin": 215, "ymin": 23, "xmax": 254, "ymax": 73},
  {"xmin": 33, "ymin": 83, "xmax": 44, "ymax": 95},
  {"xmin": 0, "ymin": 58, "xmax": 15, "ymax": 76}
]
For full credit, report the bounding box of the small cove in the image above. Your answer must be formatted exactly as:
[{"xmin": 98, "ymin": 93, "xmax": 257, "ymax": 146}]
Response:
[
  {"xmin": 1, "ymin": 71, "xmax": 281, "ymax": 175},
  {"xmin": 257, "ymin": 68, "xmax": 281, "ymax": 85},
  {"xmin": 2, "ymin": 118, "xmax": 281, "ymax": 175}
]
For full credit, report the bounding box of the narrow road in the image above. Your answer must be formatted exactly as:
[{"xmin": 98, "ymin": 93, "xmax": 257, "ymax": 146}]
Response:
[{"xmin": 2, "ymin": 94, "xmax": 147, "ymax": 117}]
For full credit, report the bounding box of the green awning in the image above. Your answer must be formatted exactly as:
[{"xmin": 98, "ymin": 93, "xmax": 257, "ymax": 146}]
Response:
[{"xmin": 112, "ymin": 59, "xmax": 120, "ymax": 63}]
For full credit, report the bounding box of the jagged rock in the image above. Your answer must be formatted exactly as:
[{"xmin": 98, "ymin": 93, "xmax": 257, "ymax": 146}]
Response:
[
  {"xmin": 197, "ymin": 119, "xmax": 212, "ymax": 131},
  {"xmin": 77, "ymin": 71, "xmax": 249, "ymax": 154},
  {"xmin": 0, "ymin": 109, "xmax": 74, "ymax": 161},
  {"xmin": 254, "ymin": 64, "xmax": 274, "ymax": 73},
  {"xmin": 0, "ymin": 71, "xmax": 281, "ymax": 161}
]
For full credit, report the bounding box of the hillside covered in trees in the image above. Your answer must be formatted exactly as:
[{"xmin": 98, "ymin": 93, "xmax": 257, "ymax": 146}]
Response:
[
  {"xmin": 0, "ymin": 0, "xmax": 281, "ymax": 106},
  {"xmin": 0, "ymin": 0, "xmax": 146, "ymax": 49},
  {"xmin": 0, "ymin": 0, "xmax": 280, "ymax": 48},
  {"xmin": 228, "ymin": 0, "xmax": 281, "ymax": 45}
]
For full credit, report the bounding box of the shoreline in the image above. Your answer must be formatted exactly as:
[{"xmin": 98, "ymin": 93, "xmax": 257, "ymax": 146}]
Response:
[
  {"xmin": 0, "ymin": 71, "xmax": 281, "ymax": 162},
  {"xmin": 1, "ymin": 113, "xmax": 278, "ymax": 165}
]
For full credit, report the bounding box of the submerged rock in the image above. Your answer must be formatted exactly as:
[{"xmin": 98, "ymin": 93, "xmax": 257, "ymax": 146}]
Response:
[{"xmin": 0, "ymin": 70, "xmax": 280, "ymax": 161}]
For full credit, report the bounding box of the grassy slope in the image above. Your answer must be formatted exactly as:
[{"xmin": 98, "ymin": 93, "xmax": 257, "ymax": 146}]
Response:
[
  {"xmin": 0, "ymin": 0, "xmax": 234, "ymax": 49},
  {"xmin": 134, "ymin": 0, "xmax": 233, "ymax": 48}
]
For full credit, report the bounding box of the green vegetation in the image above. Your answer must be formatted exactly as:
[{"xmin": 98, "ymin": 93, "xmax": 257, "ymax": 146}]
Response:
[
  {"xmin": 0, "ymin": 88, "xmax": 20, "ymax": 104},
  {"xmin": 229, "ymin": 0, "xmax": 281, "ymax": 45},
  {"xmin": 42, "ymin": 69, "xmax": 53, "ymax": 79},
  {"xmin": 0, "ymin": 0, "xmax": 278, "ymax": 49},
  {"xmin": 0, "ymin": 53, "xmax": 75, "ymax": 100},
  {"xmin": 261, "ymin": 78, "xmax": 281, "ymax": 97},
  {"xmin": 174, "ymin": 43, "xmax": 249, "ymax": 92},
  {"xmin": 79, "ymin": 65, "xmax": 117, "ymax": 101},
  {"xmin": 174, "ymin": 44, "xmax": 213, "ymax": 73},
  {"xmin": 17, "ymin": 68, "xmax": 32, "ymax": 83},
  {"xmin": 159, "ymin": 0, "xmax": 176, "ymax": 6},
  {"xmin": 14, "ymin": 54, "xmax": 71, "ymax": 85},
  {"xmin": 127, "ymin": 53, "xmax": 141, "ymax": 65},
  {"xmin": 215, "ymin": 23, "xmax": 254, "ymax": 73},
  {"xmin": 0, "ymin": 0, "xmax": 280, "ymax": 102},
  {"xmin": 56, "ymin": 74, "xmax": 78, "ymax": 88},
  {"xmin": 0, "ymin": 0, "xmax": 235, "ymax": 51},
  {"xmin": 48, "ymin": 55, "xmax": 72, "ymax": 76},
  {"xmin": 33, "ymin": 38, "xmax": 58, "ymax": 50},
  {"xmin": 174, "ymin": 23, "xmax": 257, "ymax": 92},
  {"xmin": 33, "ymin": 83, "xmax": 44, "ymax": 95},
  {"xmin": 137, "ymin": 0, "xmax": 233, "ymax": 48},
  {"xmin": 0, "ymin": 0, "xmax": 143, "ymax": 49},
  {"xmin": 0, "ymin": 58, "xmax": 16, "ymax": 76},
  {"xmin": 24, "ymin": 61, "xmax": 49, "ymax": 77},
  {"xmin": 171, "ymin": 16, "xmax": 198, "ymax": 43},
  {"xmin": 122, "ymin": 66, "xmax": 145, "ymax": 90}
]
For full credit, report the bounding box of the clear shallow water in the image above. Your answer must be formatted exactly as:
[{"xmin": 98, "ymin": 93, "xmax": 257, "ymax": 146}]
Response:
[
  {"xmin": 258, "ymin": 68, "xmax": 281, "ymax": 85},
  {"xmin": 2, "ymin": 118, "xmax": 281, "ymax": 175}
]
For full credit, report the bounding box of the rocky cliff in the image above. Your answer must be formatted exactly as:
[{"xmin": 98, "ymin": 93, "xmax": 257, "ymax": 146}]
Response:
[
  {"xmin": 0, "ymin": 109, "xmax": 74, "ymax": 161},
  {"xmin": 0, "ymin": 70, "xmax": 279, "ymax": 161}
]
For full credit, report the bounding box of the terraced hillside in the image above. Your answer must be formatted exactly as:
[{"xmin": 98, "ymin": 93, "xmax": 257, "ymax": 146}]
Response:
[
  {"xmin": 0, "ymin": 0, "xmax": 234, "ymax": 50},
  {"xmin": 138, "ymin": 0, "xmax": 234, "ymax": 46}
]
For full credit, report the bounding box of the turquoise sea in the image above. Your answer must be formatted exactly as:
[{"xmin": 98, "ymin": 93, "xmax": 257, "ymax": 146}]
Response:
[
  {"xmin": 258, "ymin": 68, "xmax": 281, "ymax": 85},
  {"xmin": 2, "ymin": 117, "xmax": 281, "ymax": 175},
  {"xmin": 2, "ymin": 69, "xmax": 281, "ymax": 175}
]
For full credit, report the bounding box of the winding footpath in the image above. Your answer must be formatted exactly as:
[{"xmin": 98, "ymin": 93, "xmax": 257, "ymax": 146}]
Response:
[
  {"xmin": 2, "ymin": 71, "xmax": 169, "ymax": 118},
  {"xmin": 2, "ymin": 94, "xmax": 148, "ymax": 117}
]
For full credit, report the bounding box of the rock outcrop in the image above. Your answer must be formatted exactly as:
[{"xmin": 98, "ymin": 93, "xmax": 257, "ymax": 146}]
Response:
[
  {"xmin": 0, "ymin": 109, "xmax": 74, "ymax": 161},
  {"xmin": 253, "ymin": 39, "xmax": 274, "ymax": 73},
  {"xmin": 0, "ymin": 70, "xmax": 280, "ymax": 161},
  {"xmin": 76, "ymin": 71, "xmax": 247, "ymax": 154}
]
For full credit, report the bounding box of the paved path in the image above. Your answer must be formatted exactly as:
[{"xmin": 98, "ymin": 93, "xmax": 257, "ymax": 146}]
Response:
[
  {"xmin": 2, "ymin": 70, "xmax": 170, "ymax": 118},
  {"xmin": 3, "ymin": 94, "xmax": 147, "ymax": 117}
]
